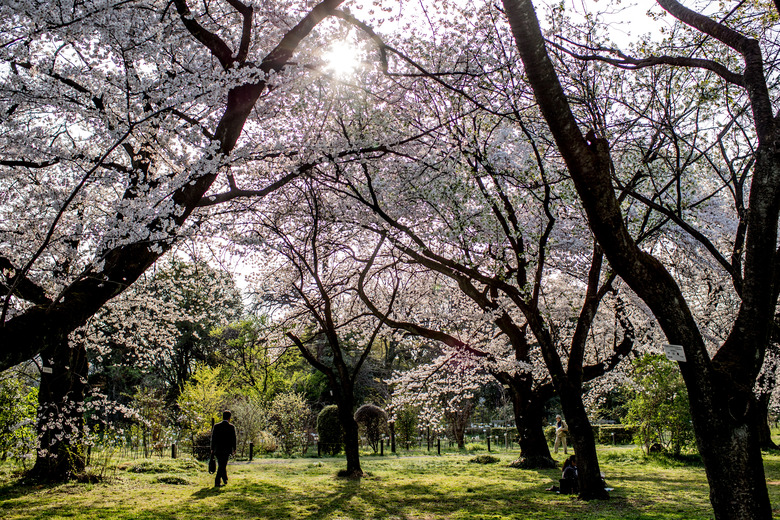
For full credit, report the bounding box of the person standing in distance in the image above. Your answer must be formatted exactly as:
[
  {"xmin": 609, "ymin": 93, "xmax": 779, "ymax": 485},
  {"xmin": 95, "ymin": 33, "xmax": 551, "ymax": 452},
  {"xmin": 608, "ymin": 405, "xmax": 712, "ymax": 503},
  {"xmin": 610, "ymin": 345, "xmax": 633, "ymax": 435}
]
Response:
[
  {"xmin": 553, "ymin": 414, "xmax": 568, "ymax": 455},
  {"xmin": 211, "ymin": 410, "xmax": 237, "ymax": 487}
]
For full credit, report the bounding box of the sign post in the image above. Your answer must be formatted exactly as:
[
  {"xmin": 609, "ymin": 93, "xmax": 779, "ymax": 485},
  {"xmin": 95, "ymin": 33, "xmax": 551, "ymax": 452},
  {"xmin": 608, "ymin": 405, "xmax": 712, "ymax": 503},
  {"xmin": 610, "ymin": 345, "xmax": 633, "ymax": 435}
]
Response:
[{"xmin": 663, "ymin": 344, "xmax": 686, "ymax": 362}]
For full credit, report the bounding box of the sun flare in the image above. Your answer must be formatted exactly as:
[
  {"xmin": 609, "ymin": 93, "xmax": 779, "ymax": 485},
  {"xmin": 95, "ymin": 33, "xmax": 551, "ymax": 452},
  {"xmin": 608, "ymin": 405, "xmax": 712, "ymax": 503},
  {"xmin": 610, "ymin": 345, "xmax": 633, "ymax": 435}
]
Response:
[{"xmin": 323, "ymin": 41, "xmax": 361, "ymax": 77}]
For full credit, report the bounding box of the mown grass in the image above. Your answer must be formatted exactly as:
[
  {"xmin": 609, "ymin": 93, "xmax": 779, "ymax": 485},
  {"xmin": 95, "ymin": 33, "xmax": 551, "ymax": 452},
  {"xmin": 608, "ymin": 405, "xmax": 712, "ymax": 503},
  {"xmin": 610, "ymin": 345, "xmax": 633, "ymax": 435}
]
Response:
[{"xmin": 2, "ymin": 446, "xmax": 780, "ymax": 519}]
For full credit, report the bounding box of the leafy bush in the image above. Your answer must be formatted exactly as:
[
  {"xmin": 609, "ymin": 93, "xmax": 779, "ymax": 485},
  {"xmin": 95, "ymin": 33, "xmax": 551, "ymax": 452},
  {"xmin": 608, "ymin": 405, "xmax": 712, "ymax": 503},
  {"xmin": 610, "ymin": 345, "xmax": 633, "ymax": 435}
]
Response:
[
  {"xmin": 394, "ymin": 405, "xmax": 419, "ymax": 450},
  {"xmin": 544, "ymin": 425, "xmax": 556, "ymax": 444},
  {"xmin": 191, "ymin": 430, "xmax": 212, "ymax": 461},
  {"xmin": 0, "ymin": 377, "xmax": 37, "ymax": 461},
  {"xmin": 176, "ymin": 364, "xmax": 229, "ymax": 434},
  {"xmin": 269, "ymin": 392, "xmax": 310, "ymax": 456},
  {"xmin": 156, "ymin": 475, "xmax": 190, "ymax": 485},
  {"xmin": 228, "ymin": 393, "xmax": 268, "ymax": 457},
  {"xmin": 624, "ymin": 354, "xmax": 695, "ymax": 455},
  {"xmin": 354, "ymin": 404, "xmax": 387, "ymax": 453},
  {"xmin": 317, "ymin": 405, "xmax": 343, "ymax": 455},
  {"xmin": 255, "ymin": 431, "xmax": 279, "ymax": 454}
]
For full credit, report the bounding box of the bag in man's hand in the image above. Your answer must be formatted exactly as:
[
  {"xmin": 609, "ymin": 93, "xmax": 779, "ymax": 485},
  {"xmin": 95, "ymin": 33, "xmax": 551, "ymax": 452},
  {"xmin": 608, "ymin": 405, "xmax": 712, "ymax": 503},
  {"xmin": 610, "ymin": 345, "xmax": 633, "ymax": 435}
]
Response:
[{"xmin": 208, "ymin": 455, "xmax": 216, "ymax": 474}]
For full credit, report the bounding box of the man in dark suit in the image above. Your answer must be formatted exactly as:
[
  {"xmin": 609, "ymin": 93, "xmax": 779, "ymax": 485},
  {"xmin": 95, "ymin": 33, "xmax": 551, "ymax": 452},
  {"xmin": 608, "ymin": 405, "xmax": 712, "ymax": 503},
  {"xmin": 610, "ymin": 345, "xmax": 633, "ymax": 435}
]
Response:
[{"xmin": 210, "ymin": 410, "xmax": 237, "ymax": 487}]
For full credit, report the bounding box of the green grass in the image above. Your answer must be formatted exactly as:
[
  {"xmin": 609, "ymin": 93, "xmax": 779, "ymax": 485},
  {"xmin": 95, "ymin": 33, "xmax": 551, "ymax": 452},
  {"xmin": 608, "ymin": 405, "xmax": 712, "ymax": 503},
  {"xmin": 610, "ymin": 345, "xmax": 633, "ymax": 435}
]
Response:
[{"xmin": 2, "ymin": 447, "xmax": 780, "ymax": 519}]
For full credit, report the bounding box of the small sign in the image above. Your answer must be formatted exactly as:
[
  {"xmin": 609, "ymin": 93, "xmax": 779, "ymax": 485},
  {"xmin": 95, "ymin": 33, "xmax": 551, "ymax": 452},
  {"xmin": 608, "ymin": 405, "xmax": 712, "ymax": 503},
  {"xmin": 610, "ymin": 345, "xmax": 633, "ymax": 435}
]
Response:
[
  {"xmin": 663, "ymin": 344, "xmax": 686, "ymax": 362},
  {"xmin": 41, "ymin": 367, "xmax": 53, "ymax": 374}
]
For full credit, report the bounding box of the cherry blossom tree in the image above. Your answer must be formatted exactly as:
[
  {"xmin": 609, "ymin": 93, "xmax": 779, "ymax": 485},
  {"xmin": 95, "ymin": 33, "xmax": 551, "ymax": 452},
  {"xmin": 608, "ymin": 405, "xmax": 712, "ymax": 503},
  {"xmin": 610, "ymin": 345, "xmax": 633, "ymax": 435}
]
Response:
[
  {"xmin": 319, "ymin": 81, "xmax": 638, "ymax": 495},
  {"xmin": 245, "ymin": 178, "xmax": 394, "ymax": 478},
  {"xmin": 500, "ymin": 0, "xmax": 780, "ymax": 515},
  {"xmin": 0, "ymin": 0, "xmax": 358, "ymax": 479}
]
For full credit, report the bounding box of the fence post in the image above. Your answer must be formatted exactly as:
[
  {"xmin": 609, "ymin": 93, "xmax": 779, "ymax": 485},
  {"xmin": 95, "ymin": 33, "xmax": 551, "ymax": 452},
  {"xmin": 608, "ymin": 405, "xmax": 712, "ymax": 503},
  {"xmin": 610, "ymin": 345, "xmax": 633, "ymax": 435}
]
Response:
[
  {"xmin": 390, "ymin": 422, "xmax": 396, "ymax": 454},
  {"xmin": 171, "ymin": 443, "xmax": 177, "ymax": 459},
  {"xmin": 437, "ymin": 438, "xmax": 441, "ymax": 455},
  {"xmin": 380, "ymin": 439, "xmax": 384, "ymax": 456},
  {"xmin": 249, "ymin": 442, "xmax": 254, "ymax": 462},
  {"xmin": 487, "ymin": 433, "xmax": 491, "ymax": 452}
]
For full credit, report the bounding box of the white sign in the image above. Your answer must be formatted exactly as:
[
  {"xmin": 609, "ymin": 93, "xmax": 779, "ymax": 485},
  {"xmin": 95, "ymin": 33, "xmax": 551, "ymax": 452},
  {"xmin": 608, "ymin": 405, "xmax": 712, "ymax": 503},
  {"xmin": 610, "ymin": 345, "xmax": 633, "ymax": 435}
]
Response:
[
  {"xmin": 41, "ymin": 367, "xmax": 53, "ymax": 374},
  {"xmin": 663, "ymin": 344, "xmax": 686, "ymax": 362}
]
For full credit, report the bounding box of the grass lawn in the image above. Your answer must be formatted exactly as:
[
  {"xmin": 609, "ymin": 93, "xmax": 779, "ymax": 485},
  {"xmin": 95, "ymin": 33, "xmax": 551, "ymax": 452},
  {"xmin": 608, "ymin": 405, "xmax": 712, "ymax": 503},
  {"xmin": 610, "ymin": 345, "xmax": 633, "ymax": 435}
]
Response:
[{"xmin": 2, "ymin": 446, "xmax": 780, "ymax": 519}]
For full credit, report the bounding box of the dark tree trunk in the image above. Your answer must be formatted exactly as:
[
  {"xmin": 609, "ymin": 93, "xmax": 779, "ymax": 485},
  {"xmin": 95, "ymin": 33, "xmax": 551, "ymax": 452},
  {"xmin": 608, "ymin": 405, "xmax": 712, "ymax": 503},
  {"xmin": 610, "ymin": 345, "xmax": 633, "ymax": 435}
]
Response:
[
  {"xmin": 754, "ymin": 392, "xmax": 778, "ymax": 450},
  {"xmin": 501, "ymin": 0, "xmax": 777, "ymax": 514},
  {"xmin": 508, "ymin": 379, "xmax": 556, "ymax": 468},
  {"xmin": 337, "ymin": 395, "xmax": 363, "ymax": 478},
  {"xmin": 29, "ymin": 338, "xmax": 88, "ymax": 481},
  {"xmin": 559, "ymin": 387, "xmax": 608, "ymax": 500},
  {"xmin": 689, "ymin": 386, "xmax": 772, "ymax": 519}
]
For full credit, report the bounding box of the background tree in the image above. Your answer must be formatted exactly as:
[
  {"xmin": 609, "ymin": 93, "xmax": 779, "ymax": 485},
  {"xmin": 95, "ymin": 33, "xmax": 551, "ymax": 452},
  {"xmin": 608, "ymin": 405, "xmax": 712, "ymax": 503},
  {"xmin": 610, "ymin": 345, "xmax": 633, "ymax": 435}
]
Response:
[
  {"xmin": 624, "ymin": 354, "xmax": 694, "ymax": 456},
  {"xmin": 246, "ymin": 179, "xmax": 395, "ymax": 477}
]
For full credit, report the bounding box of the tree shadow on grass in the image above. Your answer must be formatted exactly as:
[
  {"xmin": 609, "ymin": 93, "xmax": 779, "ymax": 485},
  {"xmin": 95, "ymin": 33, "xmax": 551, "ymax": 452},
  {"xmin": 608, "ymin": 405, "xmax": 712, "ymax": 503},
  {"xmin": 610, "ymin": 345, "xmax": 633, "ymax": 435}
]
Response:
[
  {"xmin": 190, "ymin": 485, "xmax": 226, "ymax": 499},
  {"xmin": 307, "ymin": 479, "xmax": 362, "ymax": 519},
  {"xmin": 0, "ymin": 479, "xmax": 60, "ymax": 500}
]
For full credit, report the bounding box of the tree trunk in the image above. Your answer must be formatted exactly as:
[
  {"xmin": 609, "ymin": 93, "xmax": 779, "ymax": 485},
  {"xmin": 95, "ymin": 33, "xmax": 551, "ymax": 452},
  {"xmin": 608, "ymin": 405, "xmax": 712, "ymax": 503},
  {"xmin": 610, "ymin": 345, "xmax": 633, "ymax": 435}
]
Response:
[
  {"xmin": 29, "ymin": 338, "xmax": 88, "ymax": 481},
  {"xmin": 337, "ymin": 397, "xmax": 363, "ymax": 478},
  {"xmin": 509, "ymin": 379, "xmax": 556, "ymax": 468},
  {"xmin": 754, "ymin": 392, "xmax": 778, "ymax": 450},
  {"xmin": 501, "ymin": 0, "xmax": 777, "ymax": 514},
  {"xmin": 683, "ymin": 379, "xmax": 772, "ymax": 519},
  {"xmin": 559, "ymin": 388, "xmax": 608, "ymax": 500},
  {"xmin": 445, "ymin": 399, "xmax": 474, "ymax": 449}
]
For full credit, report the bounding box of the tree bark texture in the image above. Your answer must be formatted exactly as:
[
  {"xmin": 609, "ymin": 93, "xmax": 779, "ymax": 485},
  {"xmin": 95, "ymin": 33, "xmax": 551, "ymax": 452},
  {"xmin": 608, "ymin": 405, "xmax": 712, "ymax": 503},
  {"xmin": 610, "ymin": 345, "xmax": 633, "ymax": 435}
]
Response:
[
  {"xmin": 754, "ymin": 393, "xmax": 778, "ymax": 450},
  {"xmin": 29, "ymin": 339, "xmax": 88, "ymax": 481},
  {"xmin": 337, "ymin": 394, "xmax": 364, "ymax": 478},
  {"xmin": 506, "ymin": 377, "xmax": 556, "ymax": 468}
]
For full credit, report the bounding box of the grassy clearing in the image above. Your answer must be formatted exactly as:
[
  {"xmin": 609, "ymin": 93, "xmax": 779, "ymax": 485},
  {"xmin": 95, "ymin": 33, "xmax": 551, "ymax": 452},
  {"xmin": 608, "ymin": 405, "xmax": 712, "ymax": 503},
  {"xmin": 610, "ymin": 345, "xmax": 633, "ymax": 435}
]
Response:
[{"xmin": 2, "ymin": 447, "xmax": 780, "ymax": 519}]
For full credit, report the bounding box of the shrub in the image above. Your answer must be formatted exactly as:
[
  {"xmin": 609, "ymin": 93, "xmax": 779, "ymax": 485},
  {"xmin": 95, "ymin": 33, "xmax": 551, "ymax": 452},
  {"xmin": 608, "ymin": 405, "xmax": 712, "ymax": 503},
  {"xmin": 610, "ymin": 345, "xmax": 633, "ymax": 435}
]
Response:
[
  {"xmin": 156, "ymin": 475, "xmax": 190, "ymax": 485},
  {"xmin": 354, "ymin": 404, "xmax": 387, "ymax": 453},
  {"xmin": 254, "ymin": 431, "xmax": 279, "ymax": 454},
  {"xmin": 228, "ymin": 393, "xmax": 267, "ymax": 457},
  {"xmin": 317, "ymin": 405, "xmax": 343, "ymax": 455},
  {"xmin": 0, "ymin": 378, "xmax": 37, "ymax": 462},
  {"xmin": 394, "ymin": 406, "xmax": 419, "ymax": 450},
  {"xmin": 192, "ymin": 430, "xmax": 212, "ymax": 461},
  {"xmin": 624, "ymin": 354, "xmax": 695, "ymax": 455},
  {"xmin": 544, "ymin": 425, "xmax": 556, "ymax": 444},
  {"xmin": 269, "ymin": 392, "xmax": 311, "ymax": 456}
]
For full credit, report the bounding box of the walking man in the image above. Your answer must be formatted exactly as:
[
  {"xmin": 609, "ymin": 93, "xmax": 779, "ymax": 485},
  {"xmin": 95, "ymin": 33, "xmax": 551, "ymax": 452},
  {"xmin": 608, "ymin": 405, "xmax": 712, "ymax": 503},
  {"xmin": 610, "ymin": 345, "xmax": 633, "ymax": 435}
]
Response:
[
  {"xmin": 553, "ymin": 414, "xmax": 568, "ymax": 454},
  {"xmin": 211, "ymin": 410, "xmax": 237, "ymax": 487}
]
